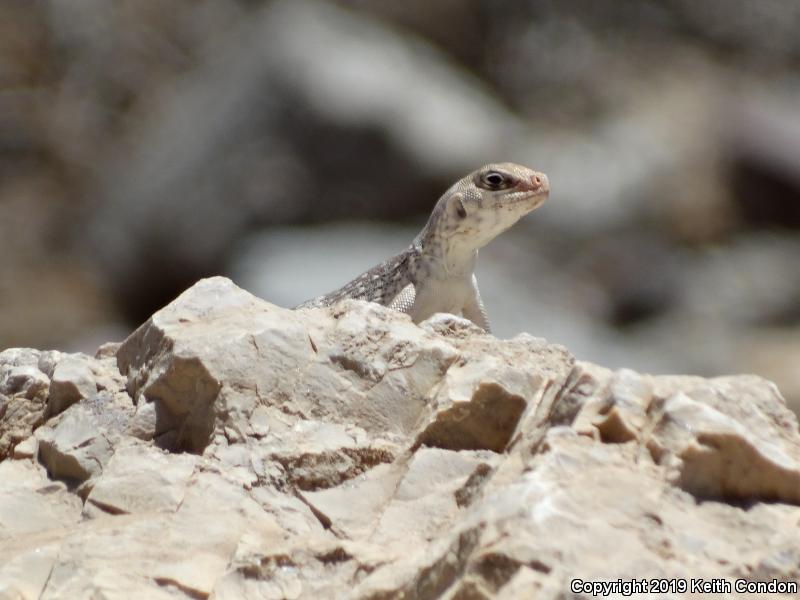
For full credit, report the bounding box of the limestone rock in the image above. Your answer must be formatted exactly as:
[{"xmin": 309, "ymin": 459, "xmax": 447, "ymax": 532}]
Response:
[
  {"xmin": 0, "ymin": 349, "xmax": 129, "ymax": 462},
  {"xmin": 36, "ymin": 406, "xmax": 115, "ymax": 484},
  {"xmin": 0, "ymin": 459, "xmax": 82, "ymax": 539},
  {"xmin": 84, "ymin": 442, "xmax": 196, "ymax": 516},
  {"xmin": 648, "ymin": 375, "xmax": 800, "ymax": 503},
  {"xmin": 0, "ymin": 348, "xmax": 52, "ymax": 460},
  {"xmin": 2, "ymin": 276, "xmax": 800, "ymax": 598},
  {"xmin": 47, "ymin": 355, "xmax": 96, "ymax": 417}
]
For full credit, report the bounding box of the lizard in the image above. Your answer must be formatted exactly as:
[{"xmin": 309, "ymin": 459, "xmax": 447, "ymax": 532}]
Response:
[{"xmin": 295, "ymin": 163, "xmax": 549, "ymax": 333}]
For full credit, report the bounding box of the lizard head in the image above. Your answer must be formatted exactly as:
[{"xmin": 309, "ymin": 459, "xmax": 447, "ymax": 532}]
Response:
[{"xmin": 437, "ymin": 162, "xmax": 549, "ymax": 249}]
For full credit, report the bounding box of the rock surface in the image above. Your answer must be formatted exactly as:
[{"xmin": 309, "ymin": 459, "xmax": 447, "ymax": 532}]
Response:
[{"xmin": 1, "ymin": 276, "xmax": 799, "ymax": 598}]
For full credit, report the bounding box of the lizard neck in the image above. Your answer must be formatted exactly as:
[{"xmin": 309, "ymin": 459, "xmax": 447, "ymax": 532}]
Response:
[{"xmin": 415, "ymin": 222, "xmax": 478, "ymax": 280}]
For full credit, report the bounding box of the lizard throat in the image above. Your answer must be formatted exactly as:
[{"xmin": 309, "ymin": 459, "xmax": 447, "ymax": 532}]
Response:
[{"xmin": 416, "ymin": 229, "xmax": 479, "ymax": 279}]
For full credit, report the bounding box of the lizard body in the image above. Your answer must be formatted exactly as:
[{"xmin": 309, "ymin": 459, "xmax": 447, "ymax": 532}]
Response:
[{"xmin": 296, "ymin": 163, "xmax": 549, "ymax": 332}]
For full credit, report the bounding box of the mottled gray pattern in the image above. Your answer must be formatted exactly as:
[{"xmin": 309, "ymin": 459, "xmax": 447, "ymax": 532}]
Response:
[
  {"xmin": 296, "ymin": 245, "xmax": 419, "ymax": 309},
  {"xmin": 296, "ymin": 163, "xmax": 549, "ymax": 331}
]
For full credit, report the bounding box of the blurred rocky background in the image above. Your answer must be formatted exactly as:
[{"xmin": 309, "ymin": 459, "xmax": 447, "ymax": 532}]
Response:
[{"xmin": 1, "ymin": 0, "xmax": 799, "ymax": 411}]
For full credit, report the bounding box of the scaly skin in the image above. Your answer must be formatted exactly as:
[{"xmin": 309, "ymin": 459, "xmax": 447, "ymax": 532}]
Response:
[{"xmin": 296, "ymin": 163, "xmax": 550, "ymax": 332}]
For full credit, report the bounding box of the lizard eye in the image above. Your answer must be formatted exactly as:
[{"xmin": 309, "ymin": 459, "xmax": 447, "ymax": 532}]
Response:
[{"xmin": 479, "ymin": 171, "xmax": 508, "ymax": 190}]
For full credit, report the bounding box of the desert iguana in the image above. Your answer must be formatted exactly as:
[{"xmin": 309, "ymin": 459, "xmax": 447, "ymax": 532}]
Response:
[{"xmin": 296, "ymin": 163, "xmax": 549, "ymax": 332}]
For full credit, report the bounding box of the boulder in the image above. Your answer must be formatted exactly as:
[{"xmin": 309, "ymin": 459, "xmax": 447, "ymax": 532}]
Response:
[{"xmin": 1, "ymin": 276, "xmax": 799, "ymax": 598}]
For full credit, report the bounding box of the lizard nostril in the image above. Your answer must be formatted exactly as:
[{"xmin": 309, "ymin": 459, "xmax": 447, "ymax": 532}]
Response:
[{"xmin": 531, "ymin": 174, "xmax": 542, "ymax": 188}]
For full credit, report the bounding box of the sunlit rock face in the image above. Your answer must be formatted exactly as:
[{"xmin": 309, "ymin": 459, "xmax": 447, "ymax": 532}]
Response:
[{"xmin": 1, "ymin": 276, "xmax": 799, "ymax": 598}]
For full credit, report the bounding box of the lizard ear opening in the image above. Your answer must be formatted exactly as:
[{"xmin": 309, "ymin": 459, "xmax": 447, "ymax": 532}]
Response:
[{"xmin": 447, "ymin": 193, "xmax": 467, "ymax": 219}]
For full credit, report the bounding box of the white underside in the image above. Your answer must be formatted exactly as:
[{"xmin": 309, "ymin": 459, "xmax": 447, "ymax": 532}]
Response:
[{"xmin": 409, "ymin": 274, "xmax": 474, "ymax": 322}]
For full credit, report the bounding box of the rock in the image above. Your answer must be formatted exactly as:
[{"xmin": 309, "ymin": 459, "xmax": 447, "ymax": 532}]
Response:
[
  {"xmin": 37, "ymin": 350, "xmax": 63, "ymax": 379},
  {"xmin": 368, "ymin": 448, "xmax": 497, "ymax": 549},
  {"xmin": 415, "ymin": 330, "xmax": 572, "ymax": 453},
  {"xmin": 47, "ymin": 354, "xmax": 96, "ymax": 417},
  {"xmin": 36, "ymin": 406, "xmax": 115, "ymax": 485},
  {"xmin": 2, "ymin": 276, "xmax": 800, "ymax": 598},
  {"xmin": 0, "ymin": 348, "xmax": 51, "ymax": 460},
  {"xmin": 116, "ymin": 277, "xmax": 308, "ymax": 453},
  {"xmin": 31, "ymin": 356, "xmax": 132, "ymax": 487},
  {"xmin": 85, "ymin": 442, "xmax": 196, "ymax": 516},
  {"xmin": 0, "ymin": 459, "xmax": 82, "ymax": 538},
  {"xmin": 1, "ymin": 365, "xmax": 49, "ymax": 399},
  {"xmin": 12, "ymin": 435, "xmax": 37, "ymax": 460},
  {"xmin": 127, "ymin": 400, "xmax": 157, "ymax": 441},
  {"xmin": 648, "ymin": 375, "xmax": 800, "ymax": 503},
  {"xmin": 116, "ymin": 277, "xmax": 459, "ymax": 455},
  {"xmin": 0, "ymin": 348, "xmax": 130, "ymax": 462},
  {"xmin": 94, "ymin": 341, "xmax": 121, "ymax": 359},
  {"xmin": 0, "ymin": 543, "xmax": 60, "ymax": 600}
]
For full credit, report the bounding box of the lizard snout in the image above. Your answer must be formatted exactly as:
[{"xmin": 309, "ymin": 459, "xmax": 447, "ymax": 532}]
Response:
[{"xmin": 524, "ymin": 171, "xmax": 549, "ymax": 194}]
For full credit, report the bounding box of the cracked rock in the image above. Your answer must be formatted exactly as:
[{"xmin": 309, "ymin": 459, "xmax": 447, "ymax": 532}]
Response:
[
  {"xmin": 1, "ymin": 277, "xmax": 799, "ymax": 598},
  {"xmin": 36, "ymin": 406, "xmax": 114, "ymax": 484},
  {"xmin": 47, "ymin": 355, "xmax": 97, "ymax": 417}
]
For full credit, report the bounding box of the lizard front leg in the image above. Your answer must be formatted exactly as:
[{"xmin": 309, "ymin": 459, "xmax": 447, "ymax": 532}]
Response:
[
  {"xmin": 388, "ymin": 283, "xmax": 417, "ymax": 315},
  {"xmin": 462, "ymin": 275, "xmax": 492, "ymax": 333}
]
